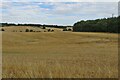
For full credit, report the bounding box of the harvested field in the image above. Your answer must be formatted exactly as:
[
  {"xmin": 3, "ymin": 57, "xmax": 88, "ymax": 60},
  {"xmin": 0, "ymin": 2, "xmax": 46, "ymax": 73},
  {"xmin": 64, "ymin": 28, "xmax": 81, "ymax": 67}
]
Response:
[{"xmin": 2, "ymin": 28, "xmax": 118, "ymax": 78}]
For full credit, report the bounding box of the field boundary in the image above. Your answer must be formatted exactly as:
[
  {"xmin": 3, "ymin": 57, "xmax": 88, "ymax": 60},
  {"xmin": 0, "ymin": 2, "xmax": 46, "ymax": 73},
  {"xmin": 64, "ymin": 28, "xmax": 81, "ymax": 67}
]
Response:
[{"xmin": 1, "ymin": 78, "xmax": 119, "ymax": 80}]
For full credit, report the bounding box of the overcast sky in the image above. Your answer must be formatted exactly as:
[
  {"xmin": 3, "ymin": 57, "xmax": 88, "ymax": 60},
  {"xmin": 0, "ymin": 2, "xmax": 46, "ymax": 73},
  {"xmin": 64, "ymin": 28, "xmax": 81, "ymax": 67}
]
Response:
[{"xmin": 0, "ymin": 1, "xmax": 118, "ymax": 25}]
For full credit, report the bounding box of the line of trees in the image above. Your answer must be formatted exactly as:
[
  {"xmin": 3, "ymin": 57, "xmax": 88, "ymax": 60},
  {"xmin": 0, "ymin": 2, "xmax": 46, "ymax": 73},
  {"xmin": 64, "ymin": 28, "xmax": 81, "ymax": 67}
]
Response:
[
  {"xmin": 73, "ymin": 16, "xmax": 120, "ymax": 33},
  {"xmin": 0, "ymin": 23, "xmax": 71, "ymax": 29},
  {"xmin": 1, "ymin": 16, "xmax": 119, "ymax": 33}
]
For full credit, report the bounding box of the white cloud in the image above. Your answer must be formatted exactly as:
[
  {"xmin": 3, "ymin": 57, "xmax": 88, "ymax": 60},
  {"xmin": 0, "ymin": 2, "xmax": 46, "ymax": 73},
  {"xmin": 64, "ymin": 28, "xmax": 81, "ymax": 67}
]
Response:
[
  {"xmin": 48, "ymin": 2, "xmax": 118, "ymax": 17},
  {"xmin": 2, "ymin": 0, "xmax": 120, "ymax": 2},
  {"xmin": 1, "ymin": 2, "xmax": 118, "ymax": 25},
  {"xmin": 118, "ymin": 1, "xmax": 120, "ymax": 16}
]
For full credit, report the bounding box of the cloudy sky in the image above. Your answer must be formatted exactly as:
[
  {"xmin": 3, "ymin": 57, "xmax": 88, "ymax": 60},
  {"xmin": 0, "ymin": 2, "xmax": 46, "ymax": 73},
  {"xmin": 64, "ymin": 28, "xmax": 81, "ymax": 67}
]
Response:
[{"xmin": 0, "ymin": 1, "xmax": 118, "ymax": 25}]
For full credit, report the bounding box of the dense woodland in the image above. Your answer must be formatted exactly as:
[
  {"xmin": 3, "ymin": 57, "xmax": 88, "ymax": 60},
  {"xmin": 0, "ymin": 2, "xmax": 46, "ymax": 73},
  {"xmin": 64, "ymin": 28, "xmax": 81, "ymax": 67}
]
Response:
[{"xmin": 73, "ymin": 16, "xmax": 120, "ymax": 33}]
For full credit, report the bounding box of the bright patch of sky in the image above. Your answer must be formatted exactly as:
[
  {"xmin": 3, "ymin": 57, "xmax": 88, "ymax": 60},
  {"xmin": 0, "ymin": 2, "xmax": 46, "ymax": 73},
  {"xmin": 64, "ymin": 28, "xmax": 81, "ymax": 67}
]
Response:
[
  {"xmin": 1, "ymin": 0, "xmax": 120, "ymax": 2},
  {"xmin": 0, "ymin": 2, "xmax": 118, "ymax": 25}
]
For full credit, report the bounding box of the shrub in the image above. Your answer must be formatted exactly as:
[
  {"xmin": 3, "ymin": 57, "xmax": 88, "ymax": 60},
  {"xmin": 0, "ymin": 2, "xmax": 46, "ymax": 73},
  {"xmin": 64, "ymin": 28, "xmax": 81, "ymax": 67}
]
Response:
[
  {"xmin": 30, "ymin": 30, "xmax": 33, "ymax": 32},
  {"xmin": 68, "ymin": 28, "xmax": 72, "ymax": 31},
  {"xmin": 37, "ymin": 31, "xmax": 41, "ymax": 32},
  {"xmin": 43, "ymin": 26, "xmax": 46, "ymax": 29},
  {"xmin": 51, "ymin": 30, "xmax": 54, "ymax": 32},
  {"xmin": 63, "ymin": 28, "xmax": 67, "ymax": 31},
  {"xmin": 48, "ymin": 29, "xmax": 51, "ymax": 32},
  {"xmin": 25, "ymin": 29, "xmax": 29, "ymax": 32},
  {"xmin": 1, "ymin": 28, "xmax": 5, "ymax": 31}
]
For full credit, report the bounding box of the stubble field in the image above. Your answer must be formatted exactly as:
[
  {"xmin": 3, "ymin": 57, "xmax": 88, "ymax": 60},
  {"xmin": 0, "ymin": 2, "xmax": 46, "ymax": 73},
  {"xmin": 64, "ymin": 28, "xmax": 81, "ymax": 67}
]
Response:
[{"xmin": 2, "ymin": 26, "xmax": 118, "ymax": 78}]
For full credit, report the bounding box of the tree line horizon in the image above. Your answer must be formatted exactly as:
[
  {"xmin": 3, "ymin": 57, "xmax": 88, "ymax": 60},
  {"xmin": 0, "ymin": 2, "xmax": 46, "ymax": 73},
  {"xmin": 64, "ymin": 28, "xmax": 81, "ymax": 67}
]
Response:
[
  {"xmin": 0, "ymin": 16, "xmax": 119, "ymax": 33},
  {"xmin": 0, "ymin": 23, "xmax": 71, "ymax": 28}
]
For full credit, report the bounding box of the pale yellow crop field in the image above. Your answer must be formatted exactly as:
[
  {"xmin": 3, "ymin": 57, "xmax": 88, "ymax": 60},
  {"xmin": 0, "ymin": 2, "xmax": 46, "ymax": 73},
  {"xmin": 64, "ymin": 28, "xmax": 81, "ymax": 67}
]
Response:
[
  {"xmin": 0, "ymin": 26, "xmax": 63, "ymax": 32},
  {"xmin": 2, "ymin": 27, "xmax": 118, "ymax": 78}
]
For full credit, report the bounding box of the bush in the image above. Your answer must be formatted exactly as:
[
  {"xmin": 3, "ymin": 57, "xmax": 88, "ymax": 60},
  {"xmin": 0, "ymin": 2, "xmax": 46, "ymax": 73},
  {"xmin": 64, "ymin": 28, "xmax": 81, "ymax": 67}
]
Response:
[
  {"xmin": 48, "ymin": 29, "xmax": 51, "ymax": 32},
  {"xmin": 43, "ymin": 26, "xmax": 46, "ymax": 29},
  {"xmin": 30, "ymin": 30, "xmax": 33, "ymax": 32},
  {"xmin": 51, "ymin": 30, "xmax": 54, "ymax": 32},
  {"xmin": 37, "ymin": 31, "xmax": 41, "ymax": 32},
  {"xmin": 25, "ymin": 29, "xmax": 29, "ymax": 32},
  {"xmin": 63, "ymin": 28, "xmax": 67, "ymax": 31},
  {"xmin": 1, "ymin": 28, "xmax": 5, "ymax": 31},
  {"xmin": 68, "ymin": 29, "xmax": 72, "ymax": 31}
]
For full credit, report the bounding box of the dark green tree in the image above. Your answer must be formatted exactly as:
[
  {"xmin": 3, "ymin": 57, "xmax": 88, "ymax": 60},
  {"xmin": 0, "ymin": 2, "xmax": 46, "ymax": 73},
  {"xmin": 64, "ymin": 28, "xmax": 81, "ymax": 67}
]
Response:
[
  {"xmin": 25, "ymin": 29, "xmax": 29, "ymax": 32},
  {"xmin": 1, "ymin": 28, "xmax": 5, "ymax": 31}
]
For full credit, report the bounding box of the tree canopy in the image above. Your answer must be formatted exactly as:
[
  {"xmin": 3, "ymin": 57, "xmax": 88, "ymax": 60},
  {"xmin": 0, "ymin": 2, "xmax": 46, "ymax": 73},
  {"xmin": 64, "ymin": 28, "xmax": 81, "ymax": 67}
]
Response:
[{"xmin": 73, "ymin": 16, "xmax": 119, "ymax": 33}]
